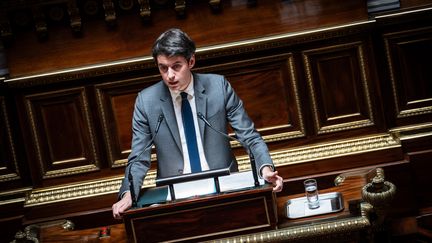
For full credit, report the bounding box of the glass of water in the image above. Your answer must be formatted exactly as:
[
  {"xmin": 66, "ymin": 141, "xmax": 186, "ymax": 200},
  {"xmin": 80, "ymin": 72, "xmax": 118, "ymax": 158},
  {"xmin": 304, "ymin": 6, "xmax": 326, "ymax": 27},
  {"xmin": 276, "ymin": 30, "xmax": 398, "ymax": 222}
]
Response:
[{"xmin": 304, "ymin": 179, "xmax": 320, "ymax": 209}]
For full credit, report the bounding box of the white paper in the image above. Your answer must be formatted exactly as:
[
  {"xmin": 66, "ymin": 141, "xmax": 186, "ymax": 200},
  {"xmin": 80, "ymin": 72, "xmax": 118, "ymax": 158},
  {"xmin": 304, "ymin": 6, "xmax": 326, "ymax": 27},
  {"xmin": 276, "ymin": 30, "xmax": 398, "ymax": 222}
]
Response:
[
  {"xmin": 219, "ymin": 171, "xmax": 265, "ymax": 192},
  {"xmin": 167, "ymin": 178, "xmax": 216, "ymax": 201},
  {"xmin": 165, "ymin": 171, "xmax": 264, "ymax": 201}
]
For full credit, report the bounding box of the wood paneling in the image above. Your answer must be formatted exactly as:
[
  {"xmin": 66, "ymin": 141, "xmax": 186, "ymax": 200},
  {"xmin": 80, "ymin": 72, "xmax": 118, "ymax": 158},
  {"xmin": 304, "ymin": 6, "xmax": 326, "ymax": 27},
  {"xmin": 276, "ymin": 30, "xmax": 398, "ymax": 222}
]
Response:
[
  {"xmin": 197, "ymin": 53, "xmax": 305, "ymax": 141},
  {"xmin": 95, "ymin": 76, "xmax": 160, "ymax": 167},
  {"xmin": 24, "ymin": 87, "xmax": 100, "ymax": 180},
  {"xmin": 303, "ymin": 41, "xmax": 376, "ymax": 135},
  {"xmin": 0, "ymin": 96, "xmax": 20, "ymax": 183},
  {"xmin": 0, "ymin": 1, "xmax": 431, "ymax": 242},
  {"xmin": 384, "ymin": 26, "xmax": 432, "ymax": 124}
]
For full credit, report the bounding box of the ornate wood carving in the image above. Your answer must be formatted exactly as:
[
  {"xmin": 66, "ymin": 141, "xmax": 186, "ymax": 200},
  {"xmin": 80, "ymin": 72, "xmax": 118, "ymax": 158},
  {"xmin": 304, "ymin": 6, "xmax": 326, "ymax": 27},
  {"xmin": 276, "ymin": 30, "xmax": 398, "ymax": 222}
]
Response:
[
  {"xmin": 175, "ymin": 0, "xmax": 186, "ymax": 17},
  {"xmin": 138, "ymin": 0, "xmax": 151, "ymax": 20},
  {"xmin": 24, "ymin": 87, "xmax": 100, "ymax": 179},
  {"xmin": 209, "ymin": 0, "xmax": 221, "ymax": 12},
  {"xmin": 32, "ymin": 6, "xmax": 48, "ymax": 40},
  {"xmin": 67, "ymin": 0, "xmax": 82, "ymax": 33},
  {"xmin": 102, "ymin": 0, "xmax": 116, "ymax": 25}
]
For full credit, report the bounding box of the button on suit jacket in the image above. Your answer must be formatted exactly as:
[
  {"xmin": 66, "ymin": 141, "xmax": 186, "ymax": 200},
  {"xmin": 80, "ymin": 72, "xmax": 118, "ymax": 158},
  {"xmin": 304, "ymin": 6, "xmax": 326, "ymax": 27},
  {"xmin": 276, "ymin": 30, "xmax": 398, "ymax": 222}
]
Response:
[{"xmin": 119, "ymin": 73, "xmax": 273, "ymax": 199}]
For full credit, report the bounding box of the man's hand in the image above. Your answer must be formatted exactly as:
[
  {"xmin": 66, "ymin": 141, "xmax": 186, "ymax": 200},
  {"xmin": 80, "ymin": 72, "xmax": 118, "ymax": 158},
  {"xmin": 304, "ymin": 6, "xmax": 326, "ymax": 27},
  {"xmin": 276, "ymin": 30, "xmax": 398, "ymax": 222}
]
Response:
[
  {"xmin": 112, "ymin": 191, "xmax": 133, "ymax": 219},
  {"xmin": 262, "ymin": 166, "xmax": 283, "ymax": 192}
]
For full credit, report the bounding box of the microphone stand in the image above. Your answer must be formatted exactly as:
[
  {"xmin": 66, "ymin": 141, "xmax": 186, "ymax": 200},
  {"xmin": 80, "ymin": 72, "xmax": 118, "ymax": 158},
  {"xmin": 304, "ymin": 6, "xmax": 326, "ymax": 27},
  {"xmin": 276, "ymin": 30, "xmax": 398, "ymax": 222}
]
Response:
[
  {"xmin": 127, "ymin": 114, "xmax": 164, "ymax": 208},
  {"xmin": 198, "ymin": 113, "xmax": 260, "ymax": 187},
  {"xmin": 248, "ymin": 151, "xmax": 260, "ymax": 187}
]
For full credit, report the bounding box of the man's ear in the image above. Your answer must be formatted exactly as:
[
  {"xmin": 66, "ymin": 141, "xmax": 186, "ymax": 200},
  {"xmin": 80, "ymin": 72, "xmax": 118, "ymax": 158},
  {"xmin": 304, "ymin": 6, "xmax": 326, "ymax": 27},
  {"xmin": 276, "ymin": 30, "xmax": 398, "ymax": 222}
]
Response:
[{"xmin": 189, "ymin": 55, "xmax": 196, "ymax": 68}]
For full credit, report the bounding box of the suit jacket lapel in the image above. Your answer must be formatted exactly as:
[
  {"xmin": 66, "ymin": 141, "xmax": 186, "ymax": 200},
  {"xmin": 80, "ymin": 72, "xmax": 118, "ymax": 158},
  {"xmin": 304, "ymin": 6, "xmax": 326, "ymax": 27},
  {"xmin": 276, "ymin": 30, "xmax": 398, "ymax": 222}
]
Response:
[
  {"xmin": 194, "ymin": 74, "xmax": 207, "ymax": 141},
  {"xmin": 159, "ymin": 85, "xmax": 182, "ymax": 151}
]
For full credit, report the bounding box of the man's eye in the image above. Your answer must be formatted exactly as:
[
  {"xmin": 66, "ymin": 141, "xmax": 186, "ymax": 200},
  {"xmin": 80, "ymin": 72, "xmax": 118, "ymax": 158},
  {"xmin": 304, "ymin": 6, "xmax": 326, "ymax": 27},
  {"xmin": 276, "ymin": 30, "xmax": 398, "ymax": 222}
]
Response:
[
  {"xmin": 159, "ymin": 66, "xmax": 168, "ymax": 72},
  {"xmin": 172, "ymin": 64, "xmax": 182, "ymax": 71}
]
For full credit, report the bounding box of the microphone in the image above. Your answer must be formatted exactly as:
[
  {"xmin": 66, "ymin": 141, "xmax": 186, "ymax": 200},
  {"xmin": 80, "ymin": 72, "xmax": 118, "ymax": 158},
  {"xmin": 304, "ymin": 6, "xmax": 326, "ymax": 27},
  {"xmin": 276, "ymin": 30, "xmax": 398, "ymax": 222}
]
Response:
[
  {"xmin": 127, "ymin": 114, "xmax": 164, "ymax": 207},
  {"xmin": 197, "ymin": 112, "xmax": 260, "ymax": 187}
]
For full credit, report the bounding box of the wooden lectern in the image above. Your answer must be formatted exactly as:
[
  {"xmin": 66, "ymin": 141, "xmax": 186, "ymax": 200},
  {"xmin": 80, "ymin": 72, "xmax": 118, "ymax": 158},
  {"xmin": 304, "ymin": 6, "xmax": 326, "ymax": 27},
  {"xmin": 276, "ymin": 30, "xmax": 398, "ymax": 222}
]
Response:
[{"xmin": 122, "ymin": 184, "xmax": 277, "ymax": 243}]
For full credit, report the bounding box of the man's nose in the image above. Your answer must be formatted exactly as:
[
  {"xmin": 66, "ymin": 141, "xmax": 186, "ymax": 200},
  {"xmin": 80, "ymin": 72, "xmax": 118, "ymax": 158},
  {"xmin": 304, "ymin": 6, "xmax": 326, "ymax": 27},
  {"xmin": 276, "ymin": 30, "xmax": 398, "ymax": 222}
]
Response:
[{"xmin": 167, "ymin": 67, "xmax": 175, "ymax": 79}]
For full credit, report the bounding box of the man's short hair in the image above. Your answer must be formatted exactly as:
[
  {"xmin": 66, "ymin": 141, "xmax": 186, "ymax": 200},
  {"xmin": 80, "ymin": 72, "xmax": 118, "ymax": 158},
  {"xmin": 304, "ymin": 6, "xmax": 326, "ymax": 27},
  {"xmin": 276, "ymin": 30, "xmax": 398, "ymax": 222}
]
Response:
[{"xmin": 152, "ymin": 28, "xmax": 196, "ymax": 62}]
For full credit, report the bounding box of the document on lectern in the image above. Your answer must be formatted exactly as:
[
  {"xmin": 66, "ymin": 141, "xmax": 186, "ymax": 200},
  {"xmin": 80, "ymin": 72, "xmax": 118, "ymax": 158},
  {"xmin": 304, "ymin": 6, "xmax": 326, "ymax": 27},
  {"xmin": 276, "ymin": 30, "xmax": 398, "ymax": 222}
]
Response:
[
  {"xmin": 165, "ymin": 170, "xmax": 265, "ymax": 201},
  {"xmin": 219, "ymin": 170, "xmax": 265, "ymax": 192},
  {"xmin": 167, "ymin": 178, "xmax": 216, "ymax": 201},
  {"xmin": 137, "ymin": 170, "xmax": 266, "ymax": 206}
]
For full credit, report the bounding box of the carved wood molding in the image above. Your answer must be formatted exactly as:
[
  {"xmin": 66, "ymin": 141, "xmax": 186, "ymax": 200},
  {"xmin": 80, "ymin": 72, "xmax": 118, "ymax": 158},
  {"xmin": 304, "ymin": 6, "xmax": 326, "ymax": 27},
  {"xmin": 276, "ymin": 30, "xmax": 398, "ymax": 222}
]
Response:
[
  {"xmin": 203, "ymin": 204, "xmax": 372, "ymax": 242},
  {"xmin": 0, "ymin": 97, "xmax": 21, "ymax": 182},
  {"xmin": 22, "ymin": 132, "xmax": 401, "ymax": 207},
  {"xmin": 4, "ymin": 20, "xmax": 374, "ymax": 88},
  {"xmin": 24, "ymin": 87, "xmax": 101, "ymax": 179}
]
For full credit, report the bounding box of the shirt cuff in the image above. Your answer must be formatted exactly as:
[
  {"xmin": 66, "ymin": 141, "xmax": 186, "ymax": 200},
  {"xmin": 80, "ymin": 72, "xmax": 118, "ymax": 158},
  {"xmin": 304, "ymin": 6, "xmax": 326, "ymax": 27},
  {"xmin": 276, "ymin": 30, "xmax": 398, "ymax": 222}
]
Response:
[
  {"xmin": 258, "ymin": 164, "xmax": 274, "ymax": 178},
  {"xmin": 121, "ymin": 190, "xmax": 130, "ymax": 199}
]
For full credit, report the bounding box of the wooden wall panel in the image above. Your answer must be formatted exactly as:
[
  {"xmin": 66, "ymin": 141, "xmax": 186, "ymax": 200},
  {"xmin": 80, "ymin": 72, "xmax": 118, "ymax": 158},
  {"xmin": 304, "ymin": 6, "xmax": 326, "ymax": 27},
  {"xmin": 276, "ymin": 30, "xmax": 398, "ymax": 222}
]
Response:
[
  {"xmin": 95, "ymin": 76, "xmax": 160, "ymax": 168},
  {"xmin": 24, "ymin": 87, "xmax": 100, "ymax": 180},
  {"xmin": 0, "ymin": 96, "xmax": 20, "ymax": 183},
  {"xmin": 302, "ymin": 41, "xmax": 375, "ymax": 134},
  {"xmin": 384, "ymin": 26, "xmax": 432, "ymax": 123},
  {"xmin": 197, "ymin": 53, "xmax": 305, "ymax": 142}
]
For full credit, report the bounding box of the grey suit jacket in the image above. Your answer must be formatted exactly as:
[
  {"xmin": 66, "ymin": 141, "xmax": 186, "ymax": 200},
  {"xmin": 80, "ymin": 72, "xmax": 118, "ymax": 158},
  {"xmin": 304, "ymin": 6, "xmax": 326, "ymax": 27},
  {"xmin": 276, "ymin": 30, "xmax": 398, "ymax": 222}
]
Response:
[{"xmin": 119, "ymin": 73, "xmax": 273, "ymax": 199}]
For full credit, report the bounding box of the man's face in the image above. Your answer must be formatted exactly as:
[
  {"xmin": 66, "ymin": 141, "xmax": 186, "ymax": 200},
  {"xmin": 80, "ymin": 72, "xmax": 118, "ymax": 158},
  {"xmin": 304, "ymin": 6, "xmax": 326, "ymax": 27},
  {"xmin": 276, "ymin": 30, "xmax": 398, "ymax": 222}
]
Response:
[{"xmin": 156, "ymin": 54, "xmax": 195, "ymax": 91}]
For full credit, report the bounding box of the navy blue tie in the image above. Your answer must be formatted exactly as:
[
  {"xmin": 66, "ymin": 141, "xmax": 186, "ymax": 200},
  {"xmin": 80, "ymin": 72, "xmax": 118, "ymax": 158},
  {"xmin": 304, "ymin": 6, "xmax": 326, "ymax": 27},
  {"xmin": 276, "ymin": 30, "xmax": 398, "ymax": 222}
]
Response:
[{"xmin": 180, "ymin": 92, "xmax": 202, "ymax": 173}]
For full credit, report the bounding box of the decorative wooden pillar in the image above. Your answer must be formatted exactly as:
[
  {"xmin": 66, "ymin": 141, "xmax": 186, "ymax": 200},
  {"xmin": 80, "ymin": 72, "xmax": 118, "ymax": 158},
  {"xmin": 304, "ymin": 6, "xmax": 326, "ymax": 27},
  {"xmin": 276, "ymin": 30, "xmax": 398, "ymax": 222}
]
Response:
[
  {"xmin": 67, "ymin": 0, "xmax": 82, "ymax": 34},
  {"xmin": 103, "ymin": 0, "xmax": 117, "ymax": 26},
  {"xmin": 138, "ymin": 0, "xmax": 151, "ymax": 21},
  {"xmin": 32, "ymin": 6, "xmax": 48, "ymax": 40},
  {"xmin": 175, "ymin": 0, "xmax": 186, "ymax": 18}
]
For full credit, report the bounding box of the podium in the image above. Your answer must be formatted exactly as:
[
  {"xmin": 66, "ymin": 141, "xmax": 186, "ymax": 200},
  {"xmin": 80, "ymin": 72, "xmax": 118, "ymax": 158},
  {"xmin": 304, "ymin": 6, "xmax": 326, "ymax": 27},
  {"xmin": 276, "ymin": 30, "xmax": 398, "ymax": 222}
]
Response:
[{"xmin": 122, "ymin": 172, "xmax": 277, "ymax": 243}]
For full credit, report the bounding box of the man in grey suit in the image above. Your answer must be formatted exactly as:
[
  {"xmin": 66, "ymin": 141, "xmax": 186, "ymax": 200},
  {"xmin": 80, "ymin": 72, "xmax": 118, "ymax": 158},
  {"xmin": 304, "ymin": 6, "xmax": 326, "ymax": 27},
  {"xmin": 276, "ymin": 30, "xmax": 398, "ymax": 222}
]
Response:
[{"xmin": 112, "ymin": 28, "xmax": 283, "ymax": 219}]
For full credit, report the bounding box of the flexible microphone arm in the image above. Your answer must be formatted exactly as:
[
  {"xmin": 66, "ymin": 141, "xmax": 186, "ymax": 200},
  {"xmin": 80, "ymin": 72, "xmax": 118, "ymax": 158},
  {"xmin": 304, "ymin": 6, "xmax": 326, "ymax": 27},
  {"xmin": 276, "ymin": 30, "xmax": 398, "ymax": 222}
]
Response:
[
  {"xmin": 127, "ymin": 114, "xmax": 164, "ymax": 207},
  {"xmin": 197, "ymin": 112, "xmax": 260, "ymax": 187}
]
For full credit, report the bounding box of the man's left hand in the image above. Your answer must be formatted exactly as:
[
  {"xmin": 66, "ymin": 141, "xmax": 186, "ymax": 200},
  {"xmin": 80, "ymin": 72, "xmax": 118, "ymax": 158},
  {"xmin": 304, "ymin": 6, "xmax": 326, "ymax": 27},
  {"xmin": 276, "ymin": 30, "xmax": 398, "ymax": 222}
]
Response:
[{"xmin": 262, "ymin": 166, "xmax": 283, "ymax": 192}]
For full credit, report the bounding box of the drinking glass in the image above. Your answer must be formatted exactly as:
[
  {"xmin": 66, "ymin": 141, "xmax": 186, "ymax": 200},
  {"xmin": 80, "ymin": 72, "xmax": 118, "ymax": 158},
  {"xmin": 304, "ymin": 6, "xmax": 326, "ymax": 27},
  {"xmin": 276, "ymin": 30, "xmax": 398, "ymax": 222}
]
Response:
[{"xmin": 304, "ymin": 179, "xmax": 320, "ymax": 209}]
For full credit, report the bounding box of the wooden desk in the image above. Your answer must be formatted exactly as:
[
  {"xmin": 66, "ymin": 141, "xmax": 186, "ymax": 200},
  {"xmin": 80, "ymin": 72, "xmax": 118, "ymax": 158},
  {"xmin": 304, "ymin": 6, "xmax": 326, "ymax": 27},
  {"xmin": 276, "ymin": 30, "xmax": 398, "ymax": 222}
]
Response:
[
  {"xmin": 38, "ymin": 175, "xmax": 380, "ymax": 242},
  {"xmin": 123, "ymin": 184, "xmax": 277, "ymax": 243}
]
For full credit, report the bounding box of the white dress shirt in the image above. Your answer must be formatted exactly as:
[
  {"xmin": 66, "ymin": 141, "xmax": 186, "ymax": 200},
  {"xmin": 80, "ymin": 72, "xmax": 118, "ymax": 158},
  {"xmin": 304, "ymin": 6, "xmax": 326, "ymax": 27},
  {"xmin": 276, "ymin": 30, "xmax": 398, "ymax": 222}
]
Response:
[{"xmin": 168, "ymin": 77, "xmax": 210, "ymax": 174}]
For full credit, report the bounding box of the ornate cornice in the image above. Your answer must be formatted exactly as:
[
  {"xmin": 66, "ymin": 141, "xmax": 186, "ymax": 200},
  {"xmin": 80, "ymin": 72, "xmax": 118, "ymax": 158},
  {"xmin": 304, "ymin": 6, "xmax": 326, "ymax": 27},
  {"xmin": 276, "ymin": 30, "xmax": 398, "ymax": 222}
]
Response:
[
  {"xmin": 24, "ymin": 170, "xmax": 157, "ymax": 207},
  {"xmin": 4, "ymin": 20, "xmax": 374, "ymax": 88},
  {"xmin": 23, "ymin": 133, "xmax": 400, "ymax": 207},
  {"xmin": 205, "ymin": 203, "xmax": 372, "ymax": 242},
  {"xmin": 389, "ymin": 122, "xmax": 432, "ymax": 141}
]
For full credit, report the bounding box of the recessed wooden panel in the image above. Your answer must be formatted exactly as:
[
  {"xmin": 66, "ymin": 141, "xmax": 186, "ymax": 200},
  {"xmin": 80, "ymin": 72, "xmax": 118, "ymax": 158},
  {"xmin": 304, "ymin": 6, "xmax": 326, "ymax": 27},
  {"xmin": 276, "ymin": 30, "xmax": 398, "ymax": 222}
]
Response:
[
  {"xmin": 0, "ymin": 97, "xmax": 20, "ymax": 182},
  {"xmin": 25, "ymin": 88, "xmax": 100, "ymax": 179},
  {"xmin": 384, "ymin": 27, "xmax": 432, "ymax": 120},
  {"xmin": 303, "ymin": 41, "xmax": 375, "ymax": 134},
  {"xmin": 95, "ymin": 77, "xmax": 159, "ymax": 167},
  {"xmin": 197, "ymin": 53, "xmax": 305, "ymax": 142}
]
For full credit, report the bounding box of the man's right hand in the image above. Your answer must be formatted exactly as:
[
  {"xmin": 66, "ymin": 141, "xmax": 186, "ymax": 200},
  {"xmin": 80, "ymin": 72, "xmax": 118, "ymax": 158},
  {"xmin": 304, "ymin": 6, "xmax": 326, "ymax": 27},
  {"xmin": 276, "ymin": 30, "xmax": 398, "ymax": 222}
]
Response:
[{"xmin": 112, "ymin": 191, "xmax": 132, "ymax": 219}]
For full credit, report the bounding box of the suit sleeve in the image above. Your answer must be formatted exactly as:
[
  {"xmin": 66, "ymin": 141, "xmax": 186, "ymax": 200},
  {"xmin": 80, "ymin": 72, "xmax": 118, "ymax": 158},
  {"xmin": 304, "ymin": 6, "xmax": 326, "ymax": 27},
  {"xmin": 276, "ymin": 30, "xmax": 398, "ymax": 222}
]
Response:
[
  {"xmin": 222, "ymin": 77, "xmax": 274, "ymax": 176},
  {"xmin": 118, "ymin": 93, "xmax": 153, "ymax": 200}
]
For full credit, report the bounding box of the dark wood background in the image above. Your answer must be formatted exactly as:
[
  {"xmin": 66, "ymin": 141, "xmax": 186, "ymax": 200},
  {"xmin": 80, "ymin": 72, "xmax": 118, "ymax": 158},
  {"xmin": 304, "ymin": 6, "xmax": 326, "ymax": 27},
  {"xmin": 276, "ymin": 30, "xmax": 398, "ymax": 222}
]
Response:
[{"xmin": 0, "ymin": 0, "xmax": 431, "ymax": 241}]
